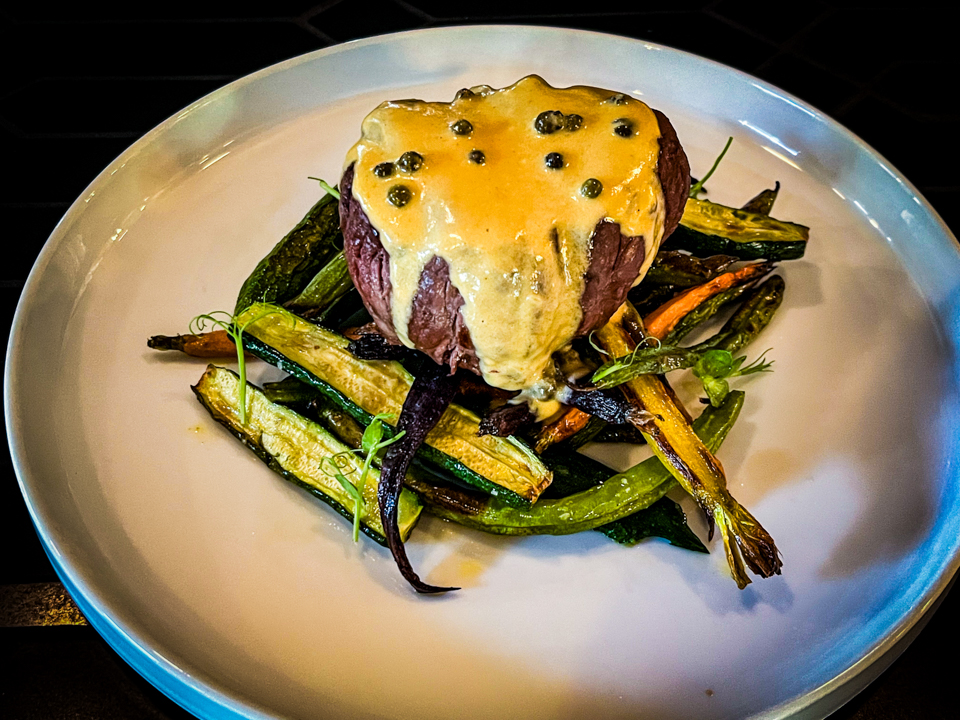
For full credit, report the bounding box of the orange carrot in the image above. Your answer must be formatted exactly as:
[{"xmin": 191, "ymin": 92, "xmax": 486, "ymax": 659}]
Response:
[
  {"xmin": 643, "ymin": 262, "xmax": 771, "ymax": 340},
  {"xmin": 147, "ymin": 330, "xmax": 242, "ymax": 358},
  {"xmin": 534, "ymin": 407, "xmax": 592, "ymax": 453}
]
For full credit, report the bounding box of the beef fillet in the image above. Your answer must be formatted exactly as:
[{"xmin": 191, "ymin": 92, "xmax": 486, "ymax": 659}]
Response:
[{"xmin": 339, "ymin": 108, "xmax": 689, "ymax": 376}]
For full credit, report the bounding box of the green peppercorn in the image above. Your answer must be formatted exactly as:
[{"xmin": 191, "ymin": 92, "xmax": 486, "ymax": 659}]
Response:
[
  {"xmin": 605, "ymin": 93, "xmax": 629, "ymax": 105},
  {"xmin": 581, "ymin": 178, "xmax": 603, "ymax": 198},
  {"xmin": 534, "ymin": 111, "xmax": 565, "ymax": 134},
  {"xmin": 544, "ymin": 152, "xmax": 564, "ymax": 169},
  {"xmin": 451, "ymin": 119, "xmax": 473, "ymax": 135},
  {"xmin": 388, "ymin": 185, "xmax": 413, "ymax": 207},
  {"xmin": 455, "ymin": 88, "xmax": 476, "ymax": 100},
  {"xmin": 468, "ymin": 149, "xmax": 485, "ymax": 164},
  {"xmin": 373, "ymin": 162, "xmax": 394, "ymax": 178},
  {"xmin": 613, "ymin": 118, "xmax": 634, "ymax": 138},
  {"xmin": 397, "ymin": 151, "xmax": 424, "ymax": 173},
  {"xmin": 564, "ymin": 114, "xmax": 583, "ymax": 131}
]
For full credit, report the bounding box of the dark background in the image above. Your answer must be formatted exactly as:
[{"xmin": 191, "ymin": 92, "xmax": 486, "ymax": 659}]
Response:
[{"xmin": 2, "ymin": 2, "xmax": 957, "ymax": 718}]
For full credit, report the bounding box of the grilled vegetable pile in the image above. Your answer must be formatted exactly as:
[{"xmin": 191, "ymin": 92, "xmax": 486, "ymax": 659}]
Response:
[{"xmin": 150, "ymin": 142, "xmax": 807, "ymax": 593}]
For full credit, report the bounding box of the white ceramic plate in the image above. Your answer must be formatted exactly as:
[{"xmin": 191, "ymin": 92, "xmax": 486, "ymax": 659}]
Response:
[{"xmin": 7, "ymin": 26, "xmax": 960, "ymax": 720}]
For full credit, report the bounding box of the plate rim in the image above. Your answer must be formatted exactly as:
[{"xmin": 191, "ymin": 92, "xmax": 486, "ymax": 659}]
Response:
[{"xmin": 5, "ymin": 23, "xmax": 960, "ymax": 720}]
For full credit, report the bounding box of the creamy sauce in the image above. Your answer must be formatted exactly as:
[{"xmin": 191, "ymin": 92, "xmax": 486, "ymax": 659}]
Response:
[{"xmin": 345, "ymin": 75, "xmax": 666, "ymax": 407}]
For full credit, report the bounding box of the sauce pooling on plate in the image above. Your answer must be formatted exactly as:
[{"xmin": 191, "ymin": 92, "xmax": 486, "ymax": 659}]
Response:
[{"xmin": 344, "ymin": 75, "xmax": 667, "ymax": 409}]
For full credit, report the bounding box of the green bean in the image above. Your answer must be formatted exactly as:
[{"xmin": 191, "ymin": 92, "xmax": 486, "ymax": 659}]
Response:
[
  {"xmin": 422, "ymin": 392, "xmax": 743, "ymax": 536},
  {"xmin": 661, "ymin": 282, "xmax": 754, "ymax": 346},
  {"xmin": 643, "ymin": 250, "xmax": 739, "ymax": 287},
  {"xmin": 692, "ymin": 275, "xmax": 786, "ymax": 354},
  {"xmin": 234, "ymin": 192, "xmax": 342, "ymax": 315},
  {"xmin": 283, "ymin": 251, "xmax": 353, "ymax": 318},
  {"xmin": 741, "ymin": 181, "xmax": 780, "ymax": 215}
]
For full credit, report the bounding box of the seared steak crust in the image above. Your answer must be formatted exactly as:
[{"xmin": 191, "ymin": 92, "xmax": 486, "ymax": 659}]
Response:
[
  {"xmin": 340, "ymin": 165, "xmax": 480, "ymax": 372},
  {"xmin": 340, "ymin": 165, "xmax": 399, "ymax": 344},
  {"xmin": 653, "ymin": 109, "xmax": 689, "ymax": 240},
  {"xmin": 575, "ymin": 219, "xmax": 647, "ymax": 335},
  {"xmin": 340, "ymin": 107, "xmax": 689, "ymax": 376},
  {"xmin": 406, "ymin": 255, "xmax": 481, "ymax": 373},
  {"xmin": 575, "ymin": 110, "xmax": 689, "ymax": 335}
]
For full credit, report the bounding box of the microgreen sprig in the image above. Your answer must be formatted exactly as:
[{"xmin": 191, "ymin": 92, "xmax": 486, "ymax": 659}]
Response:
[
  {"xmin": 308, "ymin": 177, "xmax": 341, "ymax": 200},
  {"xmin": 320, "ymin": 413, "xmax": 405, "ymax": 542},
  {"xmin": 590, "ymin": 335, "xmax": 669, "ymax": 388},
  {"xmin": 693, "ymin": 348, "xmax": 774, "ymax": 407},
  {"xmin": 590, "ymin": 342, "xmax": 773, "ymax": 399},
  {"xmin": 689, "ymin": 136, "xmax": 734, "ymax": 199},
  {"xmin": 189, "ymin": 304, "xmax": 282, "ymax": 424},
  {"xmin": 322, "ymin": 453, "xmax": 367, "ymax": 543}
]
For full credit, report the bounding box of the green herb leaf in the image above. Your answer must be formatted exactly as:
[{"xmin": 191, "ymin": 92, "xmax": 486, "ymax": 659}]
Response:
[
  {"xmin": 693, "ymin": 348, "xmax": 774, "ymax": 406},
  {"xmin": 191, "ymin": 305, "xmax": 285, "ymax": 424},
  {"xmin": 737, "ymin": 349, "xmax": 775, "ymax": 376},
  {"xmin": 309, "ymin": 177, "xmax": 341, "ymax": 200},
  {"xmin": 591, "ymin": 343, "xmax": 700, "ymax": 389},
  {"xmin": 689, "ymin": 137, "xmax": 733, "ymax": 199},
  {"xmin": 322, "ymin": 454, "xmax": 365, "ymax": 542},
  {"xmin": 318, "ymin": 413, "xmax": 407, "ymax": 543},
  {"xmin": 361, "ymin": 419, "xmax": 384, "ymax": 455},
  {"xmin": 694, "ymin": 349, "xmax": 734, "ymax": 379}
]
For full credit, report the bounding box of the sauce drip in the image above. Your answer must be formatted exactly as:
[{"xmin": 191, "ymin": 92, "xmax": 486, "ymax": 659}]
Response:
[{"xmin": 345, "ymin": 75, "xmax": 666, "ymax": 401}]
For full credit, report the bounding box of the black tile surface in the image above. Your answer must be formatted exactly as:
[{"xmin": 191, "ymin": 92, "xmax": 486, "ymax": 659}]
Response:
[
  {"xmin": 3, "ymin": 136, "xmax": 134, "ymax": 205},
  {"xmin": 2, "ymin": 3, "xmax": 957, "ymax": 719},
  {"xmin": 3, "ymin": 77, "xmax": 230, "ymax": 136},
  {"xmin": 308, "ymin": 0, "xmax": 429, "ymax": 42},
  {"xmin": 753, "ymin": 51, "xmax": 861, "ymax": 116}
]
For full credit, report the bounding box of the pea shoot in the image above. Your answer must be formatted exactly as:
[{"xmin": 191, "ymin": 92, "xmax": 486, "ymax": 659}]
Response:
[
  {"xmin": 190, "ymin": 304, "xmax": 283, "ymax": 424},
  {"xmin": 307, "ymin": 176, "xmax": 341, "ymax": 199},
  {"xmin": 693, "ymin": 349, "xmax": 773, "ymax": 407},
  {"xmin": 689, "ymin": 137, "xmax": 733, "ymax": 199},
  {"xmin": 590, "ymin": 342, "xmax": 773, "ymax": 403},
  {"xmin": 320, "ymin": 413, "xmax": 405, "ymax": 542}
]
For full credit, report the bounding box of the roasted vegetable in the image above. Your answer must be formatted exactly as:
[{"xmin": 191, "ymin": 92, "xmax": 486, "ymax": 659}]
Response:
[
  {"xmin": 693, "ymin": 274, "xmax": 786, "ymax": 354},
  {"xmin": 643, "ymin": 261, "xmax": 773, "ymax": 340},
  {"xmin": 147, "ymin": 329, "xmax": 240, "ymax": 358},
  {"xmin": 378, "ymin": 361, "xmax": 461, "ymax": 593},
  {"xmin": 234, "ymin": 192, "xmax": 342, "ymax": 315},
  {"xmin": 477, "ymin": 403, "xmax": 536, "ymax": 438},
  {"xmin": 534, "ymin": 408, "xmax": 595, "ymax": 453},
  {"xmin": 542, "ymin": 263, "xmax": 778, "ymax": 448},
  {"xmin": 590, "ymin": 422, "xmax": 647, "ymax": 445},
  {"xmin": 741, "ymin": 182, "xmax": 780, "ymax": 215},
  {"xmin": 594, "ymin": 304, "xmax": 781, "ymax": 588},
  {"xmin": 540, "ymin": 447, "xmax": 705, "ymax": 551},
  {"xmin": 236, "ymin": 303, "xmax": 553, "ymax": 506},
  {"xmin": 592, "ymin": 275, "xmax": 785, "ymax": 390},
  {"xmin": 628, "ymin": 282, "xmax": 685, "ymax": 317},
  {"xmin": 669, "ymin": 197, "xmax": 808, "ymax": 260},
  {"xmin": 262, "ymin": 375, "xmax": 321, "ymax": 406},
  {"xmin": 192, "ymin": 365, "xmax": 421, "ymax": 544},
  {"xmin": 601, "ymin": 497, "xmax": 706, "ymax": 551},
  {"xmin": 642, "ymin": 250, "xmax": 739, "ymax": 287},
  {"xmin": 282, "ymin": 250, "xmax": 353, "ymax": 319},
  {"xmin": 661, "ymin": 282, "xmax": 755, "ymax": 347},
  {"xmin": 423, "ymin": 391, "xmax": 742, "ymax": 536}
]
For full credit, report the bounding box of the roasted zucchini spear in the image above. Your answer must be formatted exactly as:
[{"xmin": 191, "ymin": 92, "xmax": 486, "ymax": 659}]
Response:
[
  {"xmin": 669, "ymin": 197, "xmax": 808, "ymax": 260},
  {"xmin": 192, "ymin": 364, "xmax": 422, "ymax": 544},
  {"xmin": 235, "ymin": 303, "xmax": 553, "ymax": 506}
]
